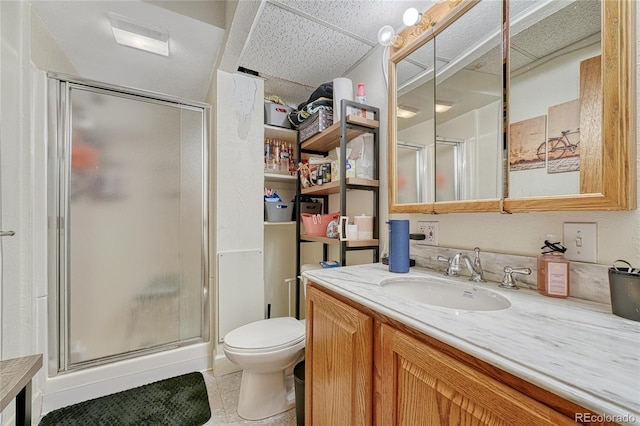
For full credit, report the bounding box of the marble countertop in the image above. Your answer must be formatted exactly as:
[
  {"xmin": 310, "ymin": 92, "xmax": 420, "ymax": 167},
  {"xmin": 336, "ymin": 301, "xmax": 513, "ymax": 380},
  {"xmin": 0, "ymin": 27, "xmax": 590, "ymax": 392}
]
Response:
[{"xmin": 303, "ymin": 263, "xmax": 640, "ymax": 425}]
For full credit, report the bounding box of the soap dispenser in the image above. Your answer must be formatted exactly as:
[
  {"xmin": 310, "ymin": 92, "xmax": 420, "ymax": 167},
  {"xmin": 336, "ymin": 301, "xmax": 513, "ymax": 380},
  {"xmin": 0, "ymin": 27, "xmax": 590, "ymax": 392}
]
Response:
[
  {"xmin": 536, "ymin": 234, "xmax": 570, "ymax": 298},
  {"xmin": 387, "ymin": 220, "xmax": 410, "ymax": 273}
]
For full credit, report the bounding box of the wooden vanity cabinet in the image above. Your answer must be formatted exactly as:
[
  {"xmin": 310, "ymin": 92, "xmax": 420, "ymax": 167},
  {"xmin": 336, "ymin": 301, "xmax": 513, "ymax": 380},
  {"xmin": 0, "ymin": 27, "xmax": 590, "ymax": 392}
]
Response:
[
  {"xmin": 305, "ymin": 284, "xmax": 373, "ymax": 426},
  {"xmin": 306, "ymin": 283, "xmax": 606, "ymax": 426},
  {"xmin": 377, "ymin": 323, "xmax": 576, "ymax": 425}
]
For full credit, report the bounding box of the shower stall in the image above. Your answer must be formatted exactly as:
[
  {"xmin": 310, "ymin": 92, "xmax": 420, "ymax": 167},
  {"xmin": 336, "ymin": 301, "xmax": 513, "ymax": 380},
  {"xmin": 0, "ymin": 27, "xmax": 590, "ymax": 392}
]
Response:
[{"xmin": 47, "ymin": 74, "xmax": 209, "ymax": 374}]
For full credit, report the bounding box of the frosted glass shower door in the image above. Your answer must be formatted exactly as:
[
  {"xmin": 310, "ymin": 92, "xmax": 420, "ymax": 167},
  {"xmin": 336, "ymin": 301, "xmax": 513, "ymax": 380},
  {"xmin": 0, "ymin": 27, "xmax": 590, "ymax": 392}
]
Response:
[
  {"xmin": 396, "ymin": 144, "xmax": 425, "ymax": 204},
  {"xmin": 60, "ymin": 85, "xmax": 207, "ymax": 367}
]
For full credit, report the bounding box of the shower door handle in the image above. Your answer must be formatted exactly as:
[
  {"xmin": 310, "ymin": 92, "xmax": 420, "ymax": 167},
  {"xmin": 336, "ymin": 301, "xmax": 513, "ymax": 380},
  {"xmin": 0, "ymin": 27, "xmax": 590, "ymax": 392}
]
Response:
[{"xmin": 0, "ymin": 231, "xmax": 15, "ymax": 237}]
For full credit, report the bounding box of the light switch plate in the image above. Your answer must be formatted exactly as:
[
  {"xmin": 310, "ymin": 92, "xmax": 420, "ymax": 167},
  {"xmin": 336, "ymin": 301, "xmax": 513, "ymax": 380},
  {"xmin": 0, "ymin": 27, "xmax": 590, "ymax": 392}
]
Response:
[{"xmin": 563, "ymin": 222, "xmax": 597, "ymax": 263}]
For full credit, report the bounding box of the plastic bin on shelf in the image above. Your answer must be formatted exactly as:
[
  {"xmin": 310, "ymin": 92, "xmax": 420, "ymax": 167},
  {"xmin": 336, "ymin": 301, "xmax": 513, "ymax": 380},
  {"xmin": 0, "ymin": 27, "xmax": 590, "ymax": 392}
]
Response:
[{"xmin": 264, "ymin": 202, "xmax": 294, "ymax": 222}]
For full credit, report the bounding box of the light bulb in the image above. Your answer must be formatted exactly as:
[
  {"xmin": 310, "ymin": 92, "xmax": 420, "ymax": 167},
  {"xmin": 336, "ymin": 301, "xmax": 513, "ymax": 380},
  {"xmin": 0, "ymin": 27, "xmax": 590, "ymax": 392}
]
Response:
[
  {"xmin": 403, "ymin": 8, "xmax": 421, "ymax": 26},
  {"xmin": 377, "ymin": 25, "xmax": 395, "ymax": 46},
  {"xmin": 377, "ymin": 25, "xmax": 404, "ymax": 48}
]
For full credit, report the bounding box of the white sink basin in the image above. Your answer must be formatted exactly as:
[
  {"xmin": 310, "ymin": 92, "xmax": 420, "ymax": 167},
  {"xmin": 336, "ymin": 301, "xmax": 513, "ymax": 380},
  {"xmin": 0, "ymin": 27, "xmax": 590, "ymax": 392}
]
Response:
[{"xmin": 380, "ymin": 277, "xmax": 510, "ymax": 311}]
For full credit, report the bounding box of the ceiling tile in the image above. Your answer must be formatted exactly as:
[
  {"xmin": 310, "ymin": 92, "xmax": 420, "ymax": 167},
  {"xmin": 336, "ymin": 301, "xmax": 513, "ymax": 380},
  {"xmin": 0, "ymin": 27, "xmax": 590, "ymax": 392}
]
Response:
[
  {"xmin": 510, "ymin": 0, "xmax": 600, "ymax": 60},
  {"xmin": 263, "ymin": 75, "xmax": 319, "ymax": 106},
  {"xmin": 435, "ymin": 0, "xmax": 502, "ymax": 62},
  {"xmin": 272, "ymin": 0, "xmax": 433, "ymax": 44},
  {"xmin": 239, "ymin": 2, "xmax": 372, "ymax": 88}
]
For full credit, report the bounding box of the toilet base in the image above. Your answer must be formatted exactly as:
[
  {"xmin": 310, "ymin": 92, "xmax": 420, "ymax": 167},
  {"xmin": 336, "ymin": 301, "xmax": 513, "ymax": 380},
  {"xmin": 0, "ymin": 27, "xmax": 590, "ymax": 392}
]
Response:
[{"xmin": 237, "ymin": 369, "xmax": 295, "ymax": 420}]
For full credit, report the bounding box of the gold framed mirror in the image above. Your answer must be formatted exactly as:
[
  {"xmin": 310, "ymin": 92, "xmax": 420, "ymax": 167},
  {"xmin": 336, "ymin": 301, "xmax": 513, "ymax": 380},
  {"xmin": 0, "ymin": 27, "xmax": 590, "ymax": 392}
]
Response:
[{"xmin": 388, "ymin": 0, "xmax": 636, "ymax": 214}]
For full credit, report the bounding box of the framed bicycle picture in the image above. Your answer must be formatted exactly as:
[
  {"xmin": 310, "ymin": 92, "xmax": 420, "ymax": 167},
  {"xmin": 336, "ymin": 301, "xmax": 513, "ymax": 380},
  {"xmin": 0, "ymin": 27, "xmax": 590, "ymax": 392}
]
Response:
[
  {"xmin": 546, "ymin": 99, "xmax": 580, "ymax": 174},
  {"xmin": 509, "ymin": 115, "xmax": 546, "ymax": 171}
]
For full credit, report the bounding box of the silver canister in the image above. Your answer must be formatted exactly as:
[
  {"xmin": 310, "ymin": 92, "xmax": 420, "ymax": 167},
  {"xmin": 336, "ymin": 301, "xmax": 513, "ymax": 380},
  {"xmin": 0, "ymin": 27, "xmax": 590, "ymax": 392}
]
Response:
[{"xmin": 608, "ymin": 260, "xmax": 640, "ymax": 322}]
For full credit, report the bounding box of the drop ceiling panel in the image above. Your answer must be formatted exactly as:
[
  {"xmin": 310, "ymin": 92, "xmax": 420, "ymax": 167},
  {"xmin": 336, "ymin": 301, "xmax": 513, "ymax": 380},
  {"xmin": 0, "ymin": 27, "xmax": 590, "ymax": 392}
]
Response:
[
  {"xmin": 397, "ymin": 60, "xmax": 430, "ymax": 90},
  {"xmin": 239, "ymin": 2, "xmax": 372, "ymax": 88},
  {"xmin": 273, "ymin": 0, "xmax": 432, "ymax": 43},
  {"xmin": 264, "ymin": 75, "xmax": 318, "ymax": 105},
  {"xmin": 510, "ymin": 49, "xmax": 535, "ymax": 73},
  {"xmin": 466, "ymin": 45, "xmax": 502, "ymax": 76},
  {"xmin": 435, "ymin": 0, "xmax": 502, "ymax": 62},
  {"xmin": 510, "ymin": 0, "xmax": 600, "ymax": 60}
]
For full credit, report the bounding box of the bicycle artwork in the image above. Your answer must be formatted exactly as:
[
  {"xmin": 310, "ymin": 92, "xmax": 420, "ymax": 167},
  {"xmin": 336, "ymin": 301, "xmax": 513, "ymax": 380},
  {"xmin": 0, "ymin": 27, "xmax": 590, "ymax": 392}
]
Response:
[
  {"xmin": 536, "ymin": 129, "xmax": 580, "ymax": 161},
  {"xmin": 508, "ymin": 115, "xmax": 547, "ymax": 171},
  {"xmin": 539, "ymin": 128, "xmax": 580, "ymax": 173}
]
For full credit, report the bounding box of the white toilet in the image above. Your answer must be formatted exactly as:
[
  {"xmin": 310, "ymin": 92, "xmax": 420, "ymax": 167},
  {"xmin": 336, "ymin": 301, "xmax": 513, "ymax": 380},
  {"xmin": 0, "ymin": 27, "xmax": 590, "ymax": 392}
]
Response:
[{"xmin": 223, "ymin": 316, "xmax": 305, "ymax": 420}]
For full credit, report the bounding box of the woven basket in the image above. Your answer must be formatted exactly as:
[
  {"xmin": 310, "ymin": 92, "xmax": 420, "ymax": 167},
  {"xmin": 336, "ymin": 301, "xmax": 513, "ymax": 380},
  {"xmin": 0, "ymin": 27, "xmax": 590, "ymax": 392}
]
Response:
[{"xmin": 301, "ymin": 212, "xmax": 339, "ymax": 237}]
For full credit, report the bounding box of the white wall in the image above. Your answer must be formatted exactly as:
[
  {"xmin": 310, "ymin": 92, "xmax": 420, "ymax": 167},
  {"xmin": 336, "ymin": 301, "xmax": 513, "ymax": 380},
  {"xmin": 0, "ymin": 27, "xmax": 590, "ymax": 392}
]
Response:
[
  {"xmin": 343, "ymin": 47, "xmax": 391, "ymax": 257},
  {"xmin": 1, "ymin": 0, "xmax": 36, "ymax": 360},
  {"xmin": 212, "ymin": 70, "xmax": 265, "ymax": 372},
  {"xmin": 1, "ymin": 0, "xmax": 78, "ymax": 365},
  {"xmin": 356, "ymin": 27, "xmax": 639, "ymax": 268},
  {"xmin": 1, "ymin": 1, "xmax": 43, "ymax": 423}
]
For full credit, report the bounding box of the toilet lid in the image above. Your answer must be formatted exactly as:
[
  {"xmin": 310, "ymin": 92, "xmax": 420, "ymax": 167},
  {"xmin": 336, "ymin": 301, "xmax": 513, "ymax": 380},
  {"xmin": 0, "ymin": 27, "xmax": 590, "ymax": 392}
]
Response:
[{"xmin": 224, "ymin": 317, "xmax": 305, "ymax": 351}]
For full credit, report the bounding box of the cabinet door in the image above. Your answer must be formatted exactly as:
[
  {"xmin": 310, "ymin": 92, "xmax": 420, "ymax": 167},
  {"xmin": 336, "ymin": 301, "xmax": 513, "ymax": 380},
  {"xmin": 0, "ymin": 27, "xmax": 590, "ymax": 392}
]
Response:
[
  {"xmin": 377, "ymin": 324, "xmax": 577, "ymax": 426},
  {"xmin": 306, "ymin": 285, "xmax": 373, "ymax": 426}
]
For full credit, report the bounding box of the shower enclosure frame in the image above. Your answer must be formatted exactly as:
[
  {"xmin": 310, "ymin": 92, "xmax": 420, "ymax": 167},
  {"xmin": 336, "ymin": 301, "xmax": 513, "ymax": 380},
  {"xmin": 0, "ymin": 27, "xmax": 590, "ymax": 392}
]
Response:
[{"xmin": 46, "ymin": 73, "xmax": 210, "ymax": 376}]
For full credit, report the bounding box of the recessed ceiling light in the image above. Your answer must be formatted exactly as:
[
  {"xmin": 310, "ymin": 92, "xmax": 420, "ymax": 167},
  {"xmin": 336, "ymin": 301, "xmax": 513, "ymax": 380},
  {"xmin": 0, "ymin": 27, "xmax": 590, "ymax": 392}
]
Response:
[
  {"xmin": 435, "ymin": 100, "xmax": 454, "ymax": 113},
  {"xmin": 397, "ymin": 105, "xmax": 419, "ymax": 119},
  {"xmin": 109, "ymin": 13, "xmax": 169, "ymax": 57}
]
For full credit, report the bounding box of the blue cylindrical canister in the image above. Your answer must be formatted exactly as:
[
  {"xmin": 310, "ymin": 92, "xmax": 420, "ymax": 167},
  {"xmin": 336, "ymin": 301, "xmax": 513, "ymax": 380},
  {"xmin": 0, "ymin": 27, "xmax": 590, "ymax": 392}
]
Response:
[{"xmin": 387, "ymin": 220, "xmax": 410, "ymax": 273}]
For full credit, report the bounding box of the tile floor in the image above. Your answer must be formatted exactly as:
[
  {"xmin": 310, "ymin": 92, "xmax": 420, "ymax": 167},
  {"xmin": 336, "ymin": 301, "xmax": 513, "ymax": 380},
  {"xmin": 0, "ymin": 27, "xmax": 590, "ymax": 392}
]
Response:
[{"xmin": 201, "ymin": 370, "xmax": 298, "ymax": 426}]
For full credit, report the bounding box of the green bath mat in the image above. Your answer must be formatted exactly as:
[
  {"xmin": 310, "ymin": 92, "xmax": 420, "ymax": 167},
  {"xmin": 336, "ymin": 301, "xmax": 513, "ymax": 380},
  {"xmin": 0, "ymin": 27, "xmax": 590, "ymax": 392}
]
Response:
[{"xmin": 39, "ymin": 372, "xmax": 211, "ymax": 426}]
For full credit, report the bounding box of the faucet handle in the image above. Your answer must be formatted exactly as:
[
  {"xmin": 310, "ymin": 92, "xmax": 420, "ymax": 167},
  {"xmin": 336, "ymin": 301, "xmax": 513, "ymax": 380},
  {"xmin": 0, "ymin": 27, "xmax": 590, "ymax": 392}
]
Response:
[
  {"xmin": 499, "ymin": 266, "xmax": 531, "ymax": 289},
  {"xmin": 437, "ymin": 254, "xmax": 461, "ymax": 276},
  {"xmin": 473, "ymin": 247, "xmax": 482, "ymax": 266},
  {"xmin": 470, "ymin": 247, "xmax": 486, "ymax": 282}
]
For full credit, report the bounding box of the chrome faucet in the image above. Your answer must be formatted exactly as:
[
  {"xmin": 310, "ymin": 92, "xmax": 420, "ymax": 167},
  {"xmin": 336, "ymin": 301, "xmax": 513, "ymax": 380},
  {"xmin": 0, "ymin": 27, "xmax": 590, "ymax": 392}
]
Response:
[
  {"xmin": 499, "ymin": 266, "xmax": 532, "ymax": 289},
  {"xmin": 437, "ymin": 254, "xmax": 463, "ymax": 276},
  {"xmin": 437, "ymin": 247, "xmax": 486, "ymax": 282}
]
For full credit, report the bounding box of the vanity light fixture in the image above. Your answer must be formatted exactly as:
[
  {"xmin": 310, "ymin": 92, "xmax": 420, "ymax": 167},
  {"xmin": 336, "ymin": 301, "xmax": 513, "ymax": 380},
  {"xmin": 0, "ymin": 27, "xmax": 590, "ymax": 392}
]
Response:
[
  {"xmin": 109, "ymin": 13, "xmax": 169, "ymax": 57},
  {"xmin": 397, "ymin": 105, "xmax": 419, "ymax": 119},
  {"xmin": 403, "ymin": 8, "xmax": 432, "ymax": 30},
  {"xmin": 377, "ymin": 25, "xmax": 404, "ymax": 48},
  {"xmin": 435, "ymin": 101, "xmax": 454, "ymax": 113}
]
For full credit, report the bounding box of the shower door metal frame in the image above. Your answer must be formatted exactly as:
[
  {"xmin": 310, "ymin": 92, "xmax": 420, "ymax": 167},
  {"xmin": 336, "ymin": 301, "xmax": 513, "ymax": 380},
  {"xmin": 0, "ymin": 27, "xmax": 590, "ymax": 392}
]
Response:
[
  {"xmin": 397, "ymin": 142, "xmax": 426, "ymax": 203},
  {"xmin": 47, "ymin": 73, "xmax": 210, "ymax": 375},
  {"xmin": 435, "ymin": 137, "xmax": 465, "ymax": 201}
]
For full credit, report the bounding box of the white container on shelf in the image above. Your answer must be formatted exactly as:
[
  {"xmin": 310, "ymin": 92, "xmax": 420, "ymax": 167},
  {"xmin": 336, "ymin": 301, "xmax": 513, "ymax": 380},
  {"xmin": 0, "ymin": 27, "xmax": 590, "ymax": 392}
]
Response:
[{"xmin": 354, "ymin": 214, "xmax": 373, "ymax": 240}]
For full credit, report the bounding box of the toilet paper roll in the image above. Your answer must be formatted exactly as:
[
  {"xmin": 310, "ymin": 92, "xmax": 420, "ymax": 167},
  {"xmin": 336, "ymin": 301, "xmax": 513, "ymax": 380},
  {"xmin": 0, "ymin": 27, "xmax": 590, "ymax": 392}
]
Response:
[{"xmin": 333, "ymin": 77, "xmax": 353, "ymax": 122}]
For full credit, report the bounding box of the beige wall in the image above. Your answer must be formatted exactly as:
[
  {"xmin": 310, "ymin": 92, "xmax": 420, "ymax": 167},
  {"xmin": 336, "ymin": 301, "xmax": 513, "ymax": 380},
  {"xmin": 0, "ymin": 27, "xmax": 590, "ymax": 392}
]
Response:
[{"xmin": 347, "ymin": 25, "xmax": 640, "ymax": 268}]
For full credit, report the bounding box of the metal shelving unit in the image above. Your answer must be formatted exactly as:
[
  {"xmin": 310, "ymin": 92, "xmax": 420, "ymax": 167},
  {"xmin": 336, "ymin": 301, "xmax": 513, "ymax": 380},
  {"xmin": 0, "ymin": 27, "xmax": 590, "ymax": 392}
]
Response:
[{"xmin": 294, "ymin": 99, "xmax": 380, "ymax": 318}]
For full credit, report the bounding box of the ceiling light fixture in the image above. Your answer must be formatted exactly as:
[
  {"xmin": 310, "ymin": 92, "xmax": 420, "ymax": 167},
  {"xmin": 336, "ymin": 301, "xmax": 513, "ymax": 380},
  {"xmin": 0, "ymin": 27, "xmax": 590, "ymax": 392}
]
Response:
[
  {"xmin": 397, "ymin": 105, "xmax": 419, "ymax": 119},
  {"xmin": 377, "ymin": 25, "xmax": 404, "ymax": 48},
  {"xmin": 109, "ymin": 13, "xmax": 169, "ymax": 57},
  {"xmin": 402, "ymin": 8, "xmax": 432, "ymax": 30},
  {"xmin": 435, "ymin": 100, "xmax": 455, "ymax": 113}
]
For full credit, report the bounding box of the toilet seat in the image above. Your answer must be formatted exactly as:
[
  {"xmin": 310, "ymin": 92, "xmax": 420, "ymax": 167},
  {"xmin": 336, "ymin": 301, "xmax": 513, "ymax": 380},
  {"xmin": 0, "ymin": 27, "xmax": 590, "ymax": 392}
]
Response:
[{"xmin": 224, "ymin": 317, "xmax": 304, "ymax": 354}]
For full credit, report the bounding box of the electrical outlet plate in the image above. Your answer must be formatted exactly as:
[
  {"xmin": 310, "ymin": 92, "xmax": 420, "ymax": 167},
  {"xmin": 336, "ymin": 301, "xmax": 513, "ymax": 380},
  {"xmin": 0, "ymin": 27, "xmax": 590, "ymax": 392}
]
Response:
[
  {"xmin": 417, "ymin": 221, "xmax": 438, "ymax": 246},
  {"xmin": 563, "ymin": 222, "xmax": 597, "ymax": 263}
]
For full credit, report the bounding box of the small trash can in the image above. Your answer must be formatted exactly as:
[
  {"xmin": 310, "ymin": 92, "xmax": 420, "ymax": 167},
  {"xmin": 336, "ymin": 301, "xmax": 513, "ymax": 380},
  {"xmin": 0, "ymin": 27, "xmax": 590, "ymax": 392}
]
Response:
[
  {"xmin": 294, "ymin": 360, "xmax": 305, "ymax": 426},
  {"xmin": 609, "ymin": 261, "xmax": 640, "ymax": 322}
]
